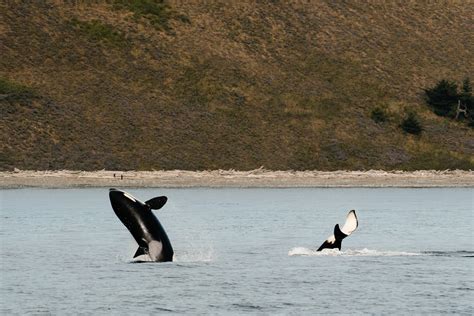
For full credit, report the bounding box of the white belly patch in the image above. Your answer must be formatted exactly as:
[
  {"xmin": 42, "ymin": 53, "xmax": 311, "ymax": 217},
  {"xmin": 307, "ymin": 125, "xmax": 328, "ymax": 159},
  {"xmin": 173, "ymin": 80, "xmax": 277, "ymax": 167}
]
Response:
[{"xmin": 148, "ymin": 240, "xmax": 163, "ymax": 261}]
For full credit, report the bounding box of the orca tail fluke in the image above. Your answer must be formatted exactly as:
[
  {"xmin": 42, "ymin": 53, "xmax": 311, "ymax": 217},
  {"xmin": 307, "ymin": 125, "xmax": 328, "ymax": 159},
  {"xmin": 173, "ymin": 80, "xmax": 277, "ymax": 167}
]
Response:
[
  {"xmin": 334, "ymin": 224, "xmax": 348, "ymax": 242},
  {"xmin": 341, "ymin": 210, "xmax": 358, "ymax": 235},
  {"xmin": 317, "ymin": 210, "xmax": 358, "ymax": 252},
  {"xmin": 317, "ymin": 239, "xmax": 339, "ymax": 252}
]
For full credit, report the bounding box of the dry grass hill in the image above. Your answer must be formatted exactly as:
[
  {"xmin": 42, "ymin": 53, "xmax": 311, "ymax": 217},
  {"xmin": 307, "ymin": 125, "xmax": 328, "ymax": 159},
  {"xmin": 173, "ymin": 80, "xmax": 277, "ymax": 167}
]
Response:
[{"xmin": 1, "ymin": 0, "xmax": 473, "ymax": 171}]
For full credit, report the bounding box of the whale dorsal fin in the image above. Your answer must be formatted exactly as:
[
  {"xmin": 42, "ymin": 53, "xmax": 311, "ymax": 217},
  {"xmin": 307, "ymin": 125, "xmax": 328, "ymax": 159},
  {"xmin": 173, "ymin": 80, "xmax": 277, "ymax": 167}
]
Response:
[{"xmin": 145, "ymin": 196, "xmax": 168, "ymax": 210}]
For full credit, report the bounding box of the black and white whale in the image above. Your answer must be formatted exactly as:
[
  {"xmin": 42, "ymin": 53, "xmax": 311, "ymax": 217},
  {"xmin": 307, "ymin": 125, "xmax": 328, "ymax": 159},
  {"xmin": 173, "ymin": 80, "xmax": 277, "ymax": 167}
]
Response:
[
  {"xmin": 317, "ymin": 210, "xmax": 358, "ymax": 251},
  {"xmin": 109, "ymin": 188, "xmax": 174, "ymax": 262}
]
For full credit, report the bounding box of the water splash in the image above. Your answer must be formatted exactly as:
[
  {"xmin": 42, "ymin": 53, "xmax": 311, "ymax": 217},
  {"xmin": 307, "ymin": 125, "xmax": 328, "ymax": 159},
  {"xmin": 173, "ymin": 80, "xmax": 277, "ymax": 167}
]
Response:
[
  {"xmin": 125, "ymin": 248, "xmax": 216, "ymax": 263},
  {"xmin": 173, "ymin": 247, "xmax": 215, "ymax": 263},
  {"xmin": 131, "ymin": 254, "xmax": 153, "ymax": 262},
  {"xmin": 288, "ymin": 247, "xmax": 422, "ymax": 257}
]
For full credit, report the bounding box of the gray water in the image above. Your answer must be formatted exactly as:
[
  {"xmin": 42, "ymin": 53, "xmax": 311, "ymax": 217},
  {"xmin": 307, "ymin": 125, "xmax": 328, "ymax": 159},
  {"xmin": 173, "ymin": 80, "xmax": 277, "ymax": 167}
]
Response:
[{"xmin": 1, "ymin": 188, "xmax": 473, "ymax": 315}]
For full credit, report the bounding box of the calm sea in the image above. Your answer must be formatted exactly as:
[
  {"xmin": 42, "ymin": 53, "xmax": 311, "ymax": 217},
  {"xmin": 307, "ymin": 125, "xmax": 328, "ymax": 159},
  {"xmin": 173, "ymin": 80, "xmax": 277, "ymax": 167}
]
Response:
[{"xmin": 1, "ymin": 188, "xmax": 473, "ymax": 315}]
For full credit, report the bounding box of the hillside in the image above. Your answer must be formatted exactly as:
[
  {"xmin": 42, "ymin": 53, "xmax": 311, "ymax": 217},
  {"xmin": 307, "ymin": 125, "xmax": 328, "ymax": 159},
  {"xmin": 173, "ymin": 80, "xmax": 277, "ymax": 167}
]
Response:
[{"xmin": 1, "ymin": 0, "xmax": 473, "ymax": 171}]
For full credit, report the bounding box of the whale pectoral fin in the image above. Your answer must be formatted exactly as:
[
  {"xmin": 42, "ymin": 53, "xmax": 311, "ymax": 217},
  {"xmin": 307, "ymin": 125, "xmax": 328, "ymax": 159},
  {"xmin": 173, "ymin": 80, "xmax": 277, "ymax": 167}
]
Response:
[
  {"xmin": 133, "ymin": 247, "xmax": 148, "ymax": 258},
  {"xmin": 145, "ymin": 196, "xmax": 168, "ymax": 210}
]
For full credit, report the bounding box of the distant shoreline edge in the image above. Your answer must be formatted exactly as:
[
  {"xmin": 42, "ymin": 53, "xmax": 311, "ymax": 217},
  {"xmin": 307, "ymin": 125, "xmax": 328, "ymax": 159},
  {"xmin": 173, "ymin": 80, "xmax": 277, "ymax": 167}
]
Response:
[{"xmin": 0, "ymin": 170, "xmax": 473, "ymax": 188}]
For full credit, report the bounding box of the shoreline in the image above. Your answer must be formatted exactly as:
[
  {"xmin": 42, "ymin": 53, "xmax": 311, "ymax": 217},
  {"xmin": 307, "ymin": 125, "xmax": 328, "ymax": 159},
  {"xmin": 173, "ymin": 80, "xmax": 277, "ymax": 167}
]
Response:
[{"xmin": 0, "ymin": 169, "xmax": 473, "ymax": 188}]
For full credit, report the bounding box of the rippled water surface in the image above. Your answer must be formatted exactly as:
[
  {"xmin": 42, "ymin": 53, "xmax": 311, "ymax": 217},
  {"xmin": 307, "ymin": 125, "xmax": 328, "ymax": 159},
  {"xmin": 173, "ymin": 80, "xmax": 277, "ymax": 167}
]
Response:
[{"xmin": 1, "ymin": 188, "xmax": 473, "ymax": 314}]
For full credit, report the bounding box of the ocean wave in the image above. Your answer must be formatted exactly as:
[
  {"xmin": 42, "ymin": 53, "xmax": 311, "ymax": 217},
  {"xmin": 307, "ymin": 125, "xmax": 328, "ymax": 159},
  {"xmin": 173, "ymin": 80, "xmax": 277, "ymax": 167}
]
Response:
[{"xmin": 422, "ymin": 250, "xmax": 474, "ymax": 257}]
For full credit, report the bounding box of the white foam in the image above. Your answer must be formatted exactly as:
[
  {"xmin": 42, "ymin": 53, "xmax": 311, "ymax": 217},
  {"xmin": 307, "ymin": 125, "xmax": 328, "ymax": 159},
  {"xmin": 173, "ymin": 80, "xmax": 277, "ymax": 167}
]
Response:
[
  {"xmin": 288, "ymin": 247, "xmax": 421, "ymax": 257},
  {"xmin": 344, "ymin": 248, "xmax": 421, "ymax": 256},
  {"xmin": 128, "ymin": 247, "xmax": 216, "ymax": 263},
  {"xmin": 173, "ymin": 247, "xmax": 215, "ymax": 263},
  {"xmin": 132, "ymin": 254, "xmax": 152, "ymax": 262},
  {"xmin": 288, "ymin": 247, "xmax": 325, "ymax": 256}
]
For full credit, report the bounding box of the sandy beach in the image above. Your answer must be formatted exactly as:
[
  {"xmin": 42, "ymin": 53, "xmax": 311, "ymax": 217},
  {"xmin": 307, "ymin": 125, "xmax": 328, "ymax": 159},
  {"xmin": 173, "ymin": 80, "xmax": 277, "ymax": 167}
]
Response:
[{"xmin": 0, "ymin": 169, "xmax": 473, "ymax": 188}]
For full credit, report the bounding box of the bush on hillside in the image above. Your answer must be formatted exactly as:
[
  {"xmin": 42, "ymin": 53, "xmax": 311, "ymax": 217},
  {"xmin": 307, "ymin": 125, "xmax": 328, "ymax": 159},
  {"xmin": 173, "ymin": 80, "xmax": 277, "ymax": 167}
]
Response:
[
  {"xmin": 424, "ymin": 78, "xmax": 474, "ymax": 124},
  {"xmin": 459, "ymin": 78, "xmax": 474, "ymax": 125},
  {"xmin": 113, "ymin": 0, "xmax": 189, "ymax": 30},
  {"xmin": 0, "ymin": 78, "xmax": 35, "ymax": 100},
  {"xmin": 70, "ymin": 19, "xmax": 126, "ymax": 46},
  {"xmin": 400, "ymin": 112, "xmax": 423, "ymax": 135},
  {"xmin": 370, "ymin": 107, "xmax": 388, "ymax": 123},
  {"xmin": 424, "ymin": 79, "xmax": 459, "ymax": 117}
]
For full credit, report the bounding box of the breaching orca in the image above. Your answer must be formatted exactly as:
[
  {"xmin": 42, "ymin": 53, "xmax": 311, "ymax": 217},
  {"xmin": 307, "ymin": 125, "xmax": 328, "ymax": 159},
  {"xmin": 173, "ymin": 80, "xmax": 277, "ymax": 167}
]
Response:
[
  {"xmin": 317, "ymin": 210, "xmax": 358, "ymax": 251},
  {"xmin": 109, "ymin": 188, "xmax": 173, "ymax": 262}
]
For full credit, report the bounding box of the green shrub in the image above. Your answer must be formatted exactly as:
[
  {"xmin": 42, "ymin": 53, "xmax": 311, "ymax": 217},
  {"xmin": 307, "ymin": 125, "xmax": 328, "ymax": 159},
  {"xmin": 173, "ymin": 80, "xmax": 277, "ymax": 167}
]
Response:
[
  {"xmin": 424, "ymin": 78, "xmax": 474, "ymax": 128},
  {"xmin": 70, "ymin": 19, "xmax": 126, "ymax": 46},
  {"xmin": 0, "ymin": 78, "xmax": 35, "ymax": 99},
  {"xmin": 114, "ymin": 0, "xmax": 171, "ymax": 30},
  {"xmin": 114, "ymin": 0, "xmax": 189, "ymax": 30},
  {"xmin": 424, "ymin": 79, "xmax": 459, "ymax": 117},
  {"xmin": 370, "ymin": 107, "xmax": 388, "ymax": 123},
  {"xmin": 400, "ymin": 112, "xmax": 422, "ymax": 135},
  {"xmin": 460, "ymin": 78, "xmax": 474, "ymax": 122}
]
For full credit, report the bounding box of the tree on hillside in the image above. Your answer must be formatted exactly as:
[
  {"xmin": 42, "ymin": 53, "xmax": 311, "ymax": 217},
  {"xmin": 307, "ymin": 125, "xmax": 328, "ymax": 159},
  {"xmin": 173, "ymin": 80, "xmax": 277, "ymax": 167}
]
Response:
[
  {"xmin": 370, "ymin": 107, "xmax": 388, "ymax": 123},
  {"xmin": 400, "ymin": 112, "xmax": 423, "ymax": 135},
  {"xmin": 424, "ymin": 79, "xmax": 459, "ymax": 117},
  {"xmin": 459, "ymin": 78, "xmax": 473, "ymax": 122}
]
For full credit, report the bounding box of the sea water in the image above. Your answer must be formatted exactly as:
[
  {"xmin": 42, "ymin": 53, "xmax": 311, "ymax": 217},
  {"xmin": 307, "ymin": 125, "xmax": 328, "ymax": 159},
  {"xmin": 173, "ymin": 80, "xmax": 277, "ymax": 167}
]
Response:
[{"xmin": 0, "ymin": 188, "xmax": 473, "ymax": 314}]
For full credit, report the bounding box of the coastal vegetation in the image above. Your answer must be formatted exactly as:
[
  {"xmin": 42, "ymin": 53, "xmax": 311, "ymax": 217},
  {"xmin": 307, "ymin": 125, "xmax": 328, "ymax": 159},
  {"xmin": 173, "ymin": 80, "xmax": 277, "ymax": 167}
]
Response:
[
  {"xmin": 424, "ymin": 78, "xmax": 474, "ymax": 126},
  {"xmin": 1, "ymin": 1, "xmax": 473, "ymax": 171},
  {"xmin": 113, "ymin": 0, "xmax": 190, "ymax": 31},
  {"xmin": 69, "ymin": 18, "xmax": 128, "ymax": 47},
  {"xmin": 400, "ymin": 112, "xmax": 423, "ymax": 135},
  {"xmin": 370, "ymin": 107, "xmax": 388, "ymax": 124},
  {"xmin": 0, "ymin": 78, "xmax": 36, "ymax": 101}
]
